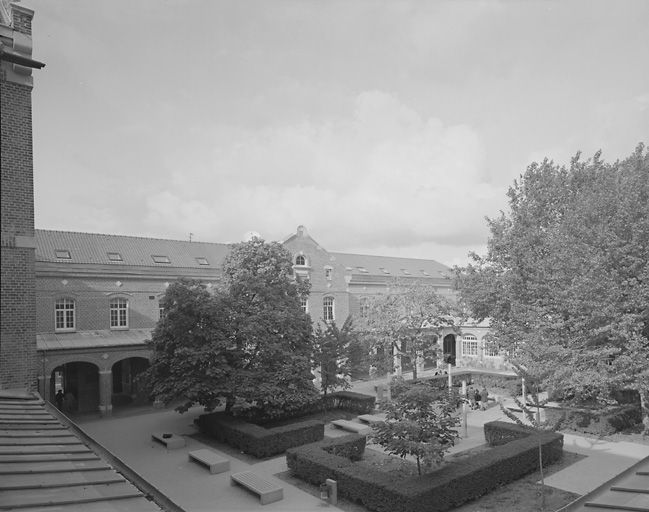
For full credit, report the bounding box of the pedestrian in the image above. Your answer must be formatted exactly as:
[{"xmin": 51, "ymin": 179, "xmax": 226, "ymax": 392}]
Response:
[
  {"xmin": 55, "ymin": 389, "xmax": 64, "ymax": 409},
  {"xmin": 473, "ymin": 388, "xmax": 481, "ymax": 410},
  {"xmin": 480, "ymin": 386, "xmax": 489, "ymax": 410}
]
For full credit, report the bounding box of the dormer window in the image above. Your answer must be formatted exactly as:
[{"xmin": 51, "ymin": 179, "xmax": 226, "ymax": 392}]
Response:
[
  {"xmin": 401, "ymin": 269, "xmax": 411, "ymax": 275},
  {"xmin": 295, "ymin": 254, "xmax": 306, "ymax": 266},
  {"xmin": 379, "ymin": 267, "xmax": 390, "ymax": 274},
  {"xmin": 357, "ymin": 267, "xmax": 369, "ymax": 273},
  {"xmin": 196, "ymin": 257, "xmax": 209, "ymax": 266},
  {"xmin": 152, "ymin": 255, "xmax": 171, "ymax": 264},
  {"xmin": 420, "ymin": 270, "xmax": 430, "ymax": 276},
  {"xmin": 55, "ymin": 250, "xmax": 71, "ymax": 259},
  {"xmin": 107, "ymin": 252, "xmax": 123, "ymax": 262}
]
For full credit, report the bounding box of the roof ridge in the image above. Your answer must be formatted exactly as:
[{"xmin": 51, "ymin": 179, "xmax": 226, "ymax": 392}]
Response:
[
  {"xmin": 330, "ymin": 251, "xmax": 449, "ymax": 265},
  {"xmin": 35, "ymin": 228, "xmax": 230, "ymax": 246}
]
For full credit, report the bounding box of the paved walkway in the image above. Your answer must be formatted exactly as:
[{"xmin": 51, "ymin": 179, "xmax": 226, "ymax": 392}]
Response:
[{"xmin": 75, "ymin": 371, "xmax": 649, "ymax": 512}]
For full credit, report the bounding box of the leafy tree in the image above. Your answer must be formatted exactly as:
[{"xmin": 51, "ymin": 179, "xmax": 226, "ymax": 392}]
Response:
[
  {"xmin": 456, "ymin": 144, "xmax": 649, "ymax": 432},
  {"xmin": 143, "ymin": 238, "xmax": 319, "ymax": 417},
  {"xmin": 371, "ymin": 382, "xmax": 460, "ymax": 475},
  {"xmin": 313, "ymin": 316, "xmax": 356, "ymax": 396},
  {"xmin": 141, "ymin": 279, "xmax": 233, "ymax": 412},
  {"xmin": 359, "ymin": 282, "xmax": 457, "ymax": 380},
  {"xmin": 220, "ymin": 237, "xmax": 317, "ymax": 417}
]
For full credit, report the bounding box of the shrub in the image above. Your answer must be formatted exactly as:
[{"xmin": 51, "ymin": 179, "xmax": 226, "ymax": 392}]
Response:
[
  {"xmin": 287, "ymin": 421, "xmax": 563, "ymax": 512},
  {"xmin": 324, "ymin": 391, "xmax": 376, "ymax": 414},
  {"xmin": 545, "ymin": 404, "xmax": 641, "ymax": 436},
  {"xmin": 196, "ymin": 412, "xmax": 324, "ymax": 458}
]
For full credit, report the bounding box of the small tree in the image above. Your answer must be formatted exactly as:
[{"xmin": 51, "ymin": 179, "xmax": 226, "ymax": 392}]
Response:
[
  {"xmin": 500, "ymin": 364, "xmax": 565, "ymax": 512},
  {"xmin": 313, "ymin": 316, "xmax": 356, "ymax": 397},
  {"xmin": 360, "ymin": 282, "xmax": 457, "ymax": 380},
  {"xmin": 371, "ymin": 382, "xmax": 460, "ymax": 475}
]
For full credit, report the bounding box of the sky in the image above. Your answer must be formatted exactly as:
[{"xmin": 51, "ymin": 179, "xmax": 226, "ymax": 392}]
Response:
[{"xmin": 27, "ymin": 0, "xmax": 649, "ymax": 266}]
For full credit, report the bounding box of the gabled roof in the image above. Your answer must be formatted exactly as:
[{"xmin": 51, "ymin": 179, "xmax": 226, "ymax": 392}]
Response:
[{"xmin": 35, "ymin": 230, "xmax": 230, "ymax": 269}]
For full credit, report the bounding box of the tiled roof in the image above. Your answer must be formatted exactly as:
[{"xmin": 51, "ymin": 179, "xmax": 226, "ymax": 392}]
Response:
[
  {"xmin": 0, "ymin": 390, "xmax": 170, "ymax": 511},
  {"xmin": 35, "ymin": 230, "xmax": 230, "ymax": 269},
  {"xmin": 331, "ymin": 252, "xmax": 452, "ymax": 279},
  {"xmin": 37, "ymin": 329, "xmax": 151, "ymax": 351}
]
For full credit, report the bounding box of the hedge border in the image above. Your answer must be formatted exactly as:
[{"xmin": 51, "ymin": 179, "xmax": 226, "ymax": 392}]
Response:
[
  {"xmin": 286, "ymin": 421, "xmax": 563, "ymax": 512},
  {"xmin": 196, "ymin": 412, "xmax": 325, "ymax": 458}
]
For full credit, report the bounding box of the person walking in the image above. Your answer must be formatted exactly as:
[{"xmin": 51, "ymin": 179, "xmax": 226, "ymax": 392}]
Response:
[
  {"xmin": 473, "ymin": 388, "xmax": 481, "ymax": 410},
  {"xmin": 480, "ymin": 386, "xmax": 489, "ymax": 410}
]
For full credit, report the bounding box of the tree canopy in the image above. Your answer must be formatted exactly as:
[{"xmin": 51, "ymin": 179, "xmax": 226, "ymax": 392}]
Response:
[
  {"xmin": 358, "ymin": 282, "xmax": 457, "ymax": 380},
  {"xmin": 455, "ymin": 144, "xmax": 649, "ymax": 426},
  {"xmin": 143, "ymin": 238, "xmax": 319, "ymax": 417}
]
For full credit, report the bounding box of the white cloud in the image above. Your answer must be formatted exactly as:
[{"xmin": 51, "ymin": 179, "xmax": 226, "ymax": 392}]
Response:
[{"xmin": 142, "ymin": 91, "xmax": 501, "ymax": 260}]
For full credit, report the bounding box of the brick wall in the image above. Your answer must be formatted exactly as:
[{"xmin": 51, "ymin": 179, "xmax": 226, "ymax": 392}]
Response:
[
  {"xmin": 36, "ymin": 276, "xmax": 169, "ymax": 333},
  {"xmin": 0, "ymin": 6, "xmax": 38, "ymax": 390}
]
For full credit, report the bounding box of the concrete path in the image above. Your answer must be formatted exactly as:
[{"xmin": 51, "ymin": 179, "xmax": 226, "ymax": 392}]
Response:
[{"xmin": 78, "ymin": 407, "xmax": 342, "ymax": 512}]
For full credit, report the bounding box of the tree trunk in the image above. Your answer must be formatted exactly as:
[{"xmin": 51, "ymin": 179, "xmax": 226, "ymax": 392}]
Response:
[
  {"xmin": 640, "ymin": 390, "xmax": 649, "ymax": 437},
  {"xmin": 539, "ymin": 440, "xmax": 545, "ymax": 511},
  {"xmin": 416, "ymin": 456, "xmax": 421, "ymax": 476}
]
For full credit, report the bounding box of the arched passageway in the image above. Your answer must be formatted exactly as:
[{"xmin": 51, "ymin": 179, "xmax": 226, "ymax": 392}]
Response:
[
  {"xmin": 111, "ymin": 357, "xmax": 151, "ymax": 408},
  {"xmin": 443, "ymin": 334, "xmax": 456, "ymax": 366},
  {"xmin": 50, "ymin": 362, "xmax": 99, "ymax": 413}
]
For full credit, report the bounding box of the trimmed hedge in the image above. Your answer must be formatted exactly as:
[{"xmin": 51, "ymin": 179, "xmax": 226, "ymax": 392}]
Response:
[
  {"xmin": 286, "ymin": 421, "xmax": 563, "ymax": 512},
  {"xmin": 236, "ymin": 390, "xmax": 376, "ymax": 424},
  {"xmin": 196, "ymin": 412, "xmax": 324, "ymax": 458}
]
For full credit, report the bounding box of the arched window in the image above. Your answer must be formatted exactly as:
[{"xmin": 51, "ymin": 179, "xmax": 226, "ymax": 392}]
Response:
[
  {"xmin": 110, "ymin": 298, "xmax": 129, "ymax": 329},
  {"xmin": 55, "ymin": 298, "xmax": 75, "ymax": 332},
  {"xmin": 323, "ymin": 296, "xmax": 334, "ymax": 322},
  {"xmin": 295, "ymin": 255, "xmax": 306, "ymax": 266},
  {"xmin": 462, "ymin": 334, "xmax": 478, "ymax": 356}
]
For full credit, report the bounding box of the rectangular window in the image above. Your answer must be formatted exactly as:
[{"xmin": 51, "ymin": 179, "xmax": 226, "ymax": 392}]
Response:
[
  {"xmin": 462, "ymin": 335, "xmax": 478, "ymax": 356},
  {"xmin": 323, "ymin": 297, "xmax": 334, "ymax": 322},
  {"xmin": 55, "ymin": 299, "xmax": 75, "ymax": 331},
  {"xmin": 110, "ymin": 298, "xmax": 128, "ymax": 329},
  {"xmin": 159, "ymin": 303, "xmax": 165, "ymax": 320},
  {"xmin": 484, "ymin": 342, "xmax": 499, "ymax": 357},
  {"xmin": 55, "ymin": 250, "xmax": 71, "ymax": 259},
  {"xmin": 324, "ymin": 267, "xmax": 332, "ymax": 280},
  {"xmin": 300, "ymin": 297, "xmax": 308, "ymax": 314},
  {"xmin": 107, "ymin": 252, "xmax": 123, "ymax": 261}
]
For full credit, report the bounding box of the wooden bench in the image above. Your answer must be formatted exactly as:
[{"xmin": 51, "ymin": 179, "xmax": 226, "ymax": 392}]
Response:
[
  {"xmin": 188, "ymin": 449, "xmax": 229, "ymax": 474},
  {"xmin": 357, "ymin": 414, "xmax": 385, "ymax": 425},
  {"xmin": 330, "ymin": 419, "xmax": 370, "ymax": 434},
  {"xmin": 151, "ymin": 432, "xmax": 185, "ymax": 449},
  {"xmin": 230, "ymin": 471, "xmax": 283, "ymax": 505}
]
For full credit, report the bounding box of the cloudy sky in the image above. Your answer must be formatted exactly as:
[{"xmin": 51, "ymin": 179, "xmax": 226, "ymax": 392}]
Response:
[{"xmin": 28, "ymin": 0, "xmax": 648, "ymax": 266}]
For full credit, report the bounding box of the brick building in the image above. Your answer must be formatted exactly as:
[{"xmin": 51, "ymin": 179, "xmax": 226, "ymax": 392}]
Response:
[
  {"xmin": 1, "ymin": 0, "xmax": 44, "ymax": 391},
  {"xmin": 34, "ymin": 226, "xmax": 498, "ymax": 416}
]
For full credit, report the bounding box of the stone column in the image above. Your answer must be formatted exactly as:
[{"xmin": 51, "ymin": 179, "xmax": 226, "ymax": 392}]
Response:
[
  {"xmin": 98, "ymin": 370, "xmax": 113, "ymax": 417},
  {"xmin": 38, "ymin": 373, "xmax": 51, "ymax": 403}
]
